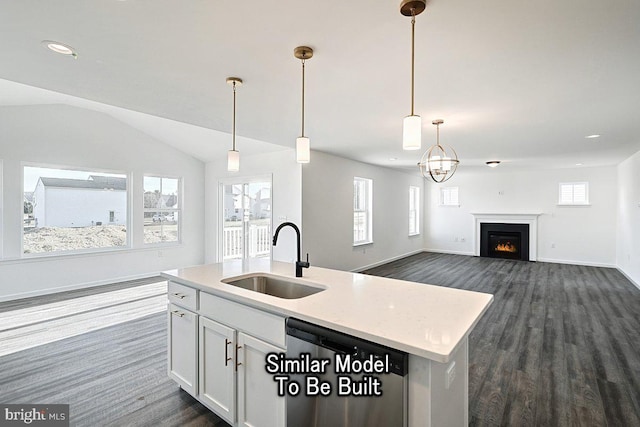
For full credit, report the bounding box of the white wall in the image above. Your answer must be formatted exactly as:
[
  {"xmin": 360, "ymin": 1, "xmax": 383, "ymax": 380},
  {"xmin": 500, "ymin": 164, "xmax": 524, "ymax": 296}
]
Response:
[
  {"xmin": 0, "ymin": 104, "xmax": 205, "ymax": 300},
  {"xmin": 302, "ymin": 151, "xmax": 424, "ymax": 272},
  {"xmin": 616, "ymin": 150, "xmax": 640, "ymax": 287},
  {"xmin": 204, "ymin": 149, "xmax": 302, "ymax": 264},
  {"xmin": 424, "ymin": 166, "xmax": 618, "ymax": 267}
]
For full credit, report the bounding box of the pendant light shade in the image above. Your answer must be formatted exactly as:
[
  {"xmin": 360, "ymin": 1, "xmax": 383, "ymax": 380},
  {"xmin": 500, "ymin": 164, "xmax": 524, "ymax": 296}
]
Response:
[
  {"xmin": 400, "ymin": 0, "xmax": 426, "ymax": 151},
  {"xmin": 418, "ymin": 120, "xmax": 460, "ymax": 183},
  {"xmin": 227, "ymin": 150, "xmax": 240, "ymax": 172},
  {"xmin": 403, "ymin": 115, "xmax": 422, "ymax": 150},
  {"xmin": 294, "ymin": 46, "xmax": 313, "ymax": 164},
  {"xmin": 296, "ymin": 137, "xmax": 310, "ymax": 163},
  {"xmin": 226, "ymin": 77, "xmax": 242, "ymax": 172}
]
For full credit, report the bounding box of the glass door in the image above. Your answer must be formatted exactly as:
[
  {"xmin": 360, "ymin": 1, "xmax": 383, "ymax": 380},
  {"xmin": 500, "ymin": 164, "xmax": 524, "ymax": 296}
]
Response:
[{"xmin": 220, "ymin": 178, "xmax": 272, "ymax": 261}]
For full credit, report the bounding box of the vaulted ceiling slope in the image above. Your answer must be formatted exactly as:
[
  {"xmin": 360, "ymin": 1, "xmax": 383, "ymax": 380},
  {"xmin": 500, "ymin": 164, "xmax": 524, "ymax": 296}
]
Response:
[{"xmin": 1, "ymin": 0, "xmax": 639, "ymax": 170}]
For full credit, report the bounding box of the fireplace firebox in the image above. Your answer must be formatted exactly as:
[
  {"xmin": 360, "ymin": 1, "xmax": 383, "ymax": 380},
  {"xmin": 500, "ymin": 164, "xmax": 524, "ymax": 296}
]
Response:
[{"xmin": 480, "ymin": 223, "xmax": 530, "ymax": 261}]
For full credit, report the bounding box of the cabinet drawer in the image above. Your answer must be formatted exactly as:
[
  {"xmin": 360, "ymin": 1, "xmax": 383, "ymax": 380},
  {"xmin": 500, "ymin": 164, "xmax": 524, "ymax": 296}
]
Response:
[
  {"xmin": 200, "ymin": 292, "xmax": 285, "ymax": 348},
  {"xmin": 168, "ymin": 281, "xmax": 197, "ymax": 311}
]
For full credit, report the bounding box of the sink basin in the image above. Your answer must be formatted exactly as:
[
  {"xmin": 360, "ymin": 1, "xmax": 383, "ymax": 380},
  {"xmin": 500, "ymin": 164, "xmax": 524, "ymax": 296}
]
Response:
[{"xmin": 221, "ymin": 274, "xmax": 325, "ymax": 299}]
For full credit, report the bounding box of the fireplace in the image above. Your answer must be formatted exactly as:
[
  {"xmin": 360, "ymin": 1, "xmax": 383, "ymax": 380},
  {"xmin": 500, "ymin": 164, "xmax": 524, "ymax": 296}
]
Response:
[{"xmin": 480, "ymin": 223, "xmax": 530, "ymax": 261}]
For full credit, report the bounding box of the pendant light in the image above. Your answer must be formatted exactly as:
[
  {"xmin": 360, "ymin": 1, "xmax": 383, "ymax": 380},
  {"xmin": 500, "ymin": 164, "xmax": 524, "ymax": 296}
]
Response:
[
  {"xmin": 418, "ymin": 120, "xmax": 459, "ymax": 183},
  {"xmin": 294, "ymin": 46, "xmax": 313, "ymax": 163},
  {"xmin": 226, "ymin": 77, "xmax": 242, "ymax": 172},
  {"xmin": 400, "ymin": 0, "xmax": 426, "ymax": 150}
]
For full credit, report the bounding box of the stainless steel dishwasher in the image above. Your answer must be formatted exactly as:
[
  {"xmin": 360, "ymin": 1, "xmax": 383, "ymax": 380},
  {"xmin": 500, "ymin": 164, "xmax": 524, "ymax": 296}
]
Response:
[{"xmin": 285, "ymin": 318, "xmax": 408, "ymax": 427}]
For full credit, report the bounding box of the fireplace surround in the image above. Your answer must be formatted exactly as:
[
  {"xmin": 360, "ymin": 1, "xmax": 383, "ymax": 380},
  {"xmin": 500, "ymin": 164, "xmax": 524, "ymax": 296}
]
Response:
[{"xmin": 480, "ymin": 222, "xmax": 530, "ymax": 261}]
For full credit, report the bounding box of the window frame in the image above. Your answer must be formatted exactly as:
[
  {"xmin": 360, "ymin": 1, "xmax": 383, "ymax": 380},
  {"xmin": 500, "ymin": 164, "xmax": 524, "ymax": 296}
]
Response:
[
  {"xmin": 143, "ymin": 175, "xmax": 183, "ymax": 246},
  {"xmin": 21, "ymin": 162, "xmax": 131, "ymax": 258},
  {"xmin": 353, "ymin": 177, "xmax": 373, "ymax": 246},
  {"xmin": 439, "ymin": 186, "xmax": 460, "ymax": 207},
  {"xmin": 409, "ymin": 185, "xmax": 420, "ymax": 236},
  {"xmin": 558, "ymin": 182, "xmax": 590, "ymax": 206}
]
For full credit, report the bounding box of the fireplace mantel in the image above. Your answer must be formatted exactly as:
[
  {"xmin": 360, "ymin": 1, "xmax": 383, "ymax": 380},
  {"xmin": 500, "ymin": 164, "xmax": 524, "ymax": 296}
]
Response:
[{"xmin": 471, "ymin": 213, "xmax": 542, "ymax": 261}]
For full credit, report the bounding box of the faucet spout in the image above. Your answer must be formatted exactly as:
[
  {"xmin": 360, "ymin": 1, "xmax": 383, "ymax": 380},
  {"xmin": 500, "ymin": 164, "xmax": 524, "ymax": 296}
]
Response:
[{"xmin": 272, "ymin": 222, "xmax": 310, "ymax": 277}]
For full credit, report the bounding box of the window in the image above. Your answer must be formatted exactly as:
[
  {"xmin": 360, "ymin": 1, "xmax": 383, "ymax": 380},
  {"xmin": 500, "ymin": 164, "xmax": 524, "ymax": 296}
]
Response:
[
  {"xmin": 220, "ymin": 178, "xmax": 272, "ymax": 261},
  {"xmin": 440, "ymin": 187, "xmax": 459, "ymax": 206},
  {"xmin": 23, "ymin": 165, "xmax": 128, "ymax": 255},
  {"xmin": 144, "ymin": 176, "xmax": 181, "ymax": 244},
  {"xmin": 559, "ymin": 182, "xmax": 589, "ymax": 205},
  {"xmin": 353, "ymin": 177, "xmax": 373, "ymax": 245},
  {"xmin": 409, "ymin": 186, "xmax": 420, "ymax": 236}
]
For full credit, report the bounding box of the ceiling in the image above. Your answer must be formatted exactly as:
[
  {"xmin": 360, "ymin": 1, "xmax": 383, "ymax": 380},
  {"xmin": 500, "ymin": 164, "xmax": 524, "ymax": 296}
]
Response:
[{"xmin": 1, "ymin": 0, "xmax": 639, "ymax": 171}]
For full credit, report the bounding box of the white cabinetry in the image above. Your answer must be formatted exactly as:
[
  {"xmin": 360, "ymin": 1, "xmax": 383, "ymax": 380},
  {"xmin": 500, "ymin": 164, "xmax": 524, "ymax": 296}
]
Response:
[
  {"xmin": 168, "ymin": 282, "xmax": 286, "ymax": 427},
  {"xmin": 199, "ymin": 317, "xmax": 236, "ymax": 424},
  {"xmin": 167, "ymin": 302, "xmax": 197, "ymax": 395},
  {"xmin": 237, "ymin": 332, "xmax": 286, "ymax": 427}
]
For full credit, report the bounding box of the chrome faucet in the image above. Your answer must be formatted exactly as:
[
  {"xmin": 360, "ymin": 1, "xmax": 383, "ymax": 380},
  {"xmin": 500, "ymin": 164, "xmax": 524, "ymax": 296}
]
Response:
[{"xmin": 272, "ymin": 222, "xmax": 310, "ymax": 277}]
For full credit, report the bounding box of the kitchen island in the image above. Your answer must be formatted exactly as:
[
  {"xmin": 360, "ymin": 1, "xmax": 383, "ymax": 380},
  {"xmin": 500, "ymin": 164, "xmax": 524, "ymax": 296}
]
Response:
[{"xmin": 162, "ymin": 259, "xmax": 493, "ymax": 427}]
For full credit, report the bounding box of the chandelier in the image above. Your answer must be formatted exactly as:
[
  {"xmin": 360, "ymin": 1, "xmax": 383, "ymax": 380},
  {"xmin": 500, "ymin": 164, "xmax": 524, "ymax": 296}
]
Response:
[{"xmin": 418, "ymin": 120, "xmax": 459, "ymax": 183}]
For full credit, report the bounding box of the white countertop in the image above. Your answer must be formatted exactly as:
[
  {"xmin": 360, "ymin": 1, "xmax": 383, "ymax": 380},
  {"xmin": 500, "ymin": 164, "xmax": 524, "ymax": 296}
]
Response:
[{"xmin": 162, "ymin": 259, "xmax": 493, "ymax": 363}]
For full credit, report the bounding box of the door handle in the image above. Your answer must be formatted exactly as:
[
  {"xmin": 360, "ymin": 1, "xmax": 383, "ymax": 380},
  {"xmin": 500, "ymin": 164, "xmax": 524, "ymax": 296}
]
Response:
[
  {"xmin": 225, "ymin": 339, "xmax": 232, "ymax": 366},
  {"xmin": 235, "ymin": 344, "xmax": 243, "ymax": 371},
  {"xmin": 170, "ymin": 310, "xmax": 184, "ymax": 317},
  {"xmin": 172, "ymin": 293, "xmax": 186, "ymax": 299}
]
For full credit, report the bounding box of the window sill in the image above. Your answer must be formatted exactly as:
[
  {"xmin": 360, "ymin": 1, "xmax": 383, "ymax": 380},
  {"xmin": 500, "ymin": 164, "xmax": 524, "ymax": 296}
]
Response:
[
  {"xmin": 2, "ymin": 243, "xmax": 182, "ymax": 265},
  {"xmin": 557, "ymin": 204, "xmax": 591, "ymax": 207},
  {"xmin": 353, "ymin": 241, "xmax": 373, "ymax": 247},
  {"xmin": 439, "ymin": 204, "xmax": 460, "ymax": 207},
  {"xmin": 409, "ymin": 233, "xmax": 421, "ymax": 237}
]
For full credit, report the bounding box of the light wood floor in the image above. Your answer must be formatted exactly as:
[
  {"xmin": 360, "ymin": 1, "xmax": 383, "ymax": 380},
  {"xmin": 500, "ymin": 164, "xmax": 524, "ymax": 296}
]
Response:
[
  {"xmin": 1, "ymin": 254, "xmax": 639, "ymax": 426},
  {"xmin": 363, "ymin": 252, "xmax": 640, "ymax": 426}
]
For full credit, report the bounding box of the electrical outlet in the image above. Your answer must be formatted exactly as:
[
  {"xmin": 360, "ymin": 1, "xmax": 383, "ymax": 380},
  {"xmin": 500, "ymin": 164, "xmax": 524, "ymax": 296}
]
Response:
[
  {"xmin": 158, "ymin": 250, "xmax": 164, "ymax": 258},
  {"xmin": 446, "ymin": 361, "xmax": 456, "ymax": 389},
  {"xmin": 551, "ymin": 243, "xmax": 555, "ymax": 248}
]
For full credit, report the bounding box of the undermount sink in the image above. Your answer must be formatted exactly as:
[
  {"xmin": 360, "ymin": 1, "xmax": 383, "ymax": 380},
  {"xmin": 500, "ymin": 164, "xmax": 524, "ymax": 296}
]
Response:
[{"xmin": 221, "ymin": 274, "xmax": 325, "ymax": 299}]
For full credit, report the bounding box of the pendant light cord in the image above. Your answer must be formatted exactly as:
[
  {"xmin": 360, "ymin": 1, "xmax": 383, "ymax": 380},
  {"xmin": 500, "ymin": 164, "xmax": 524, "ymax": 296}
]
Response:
[
  {"xmin": 410, "ymin": 10, "xmax": 416, "ymax": 116},
  {"xmin": 232, "ymin": 81, "xmax": 237, "ymax": 151},
  {"xmin": 301, "ymin": 58, "xmax": 306, "ymax": 137}
]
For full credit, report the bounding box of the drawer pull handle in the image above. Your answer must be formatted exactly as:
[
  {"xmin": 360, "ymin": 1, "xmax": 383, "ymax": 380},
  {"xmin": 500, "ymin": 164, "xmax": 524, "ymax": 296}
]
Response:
[
  {"xmin": 225, "ymin": 339, "xmax": 232, "ymax": 366},
  {"xmin": 235, "ymin": 345, "xmax": 242, "ymax": 371},
  {"xmin": 172, "ymin": 293, "xmax": 186, "ymax": 299},
  {"xmin": 171, "ymin": 310, "xmax": 184, "ymax": 317}
]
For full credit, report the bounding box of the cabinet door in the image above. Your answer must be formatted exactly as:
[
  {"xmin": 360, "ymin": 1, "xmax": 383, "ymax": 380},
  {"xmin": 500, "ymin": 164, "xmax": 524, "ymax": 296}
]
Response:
[
  {"xmin": 199, "ymin": 316, "xmax": 236, "ymax": 424},
  {"xmin": 237, "ymin": 332, "xmax": 286, "ymax": 427},
  {"xmin": 167, "ymin": 303, "xmax": 197, "ymax": 395}
]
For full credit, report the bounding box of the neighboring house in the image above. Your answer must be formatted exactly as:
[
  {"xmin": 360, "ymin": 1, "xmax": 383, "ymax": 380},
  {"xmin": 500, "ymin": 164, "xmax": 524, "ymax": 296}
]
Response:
[
  {"xmin": 223, "ymin": 185, "xmax": 271, "ymax": 221},
  {"xmin": 32, "ymin": 175, "xmax": 127, "ymax": 227}
]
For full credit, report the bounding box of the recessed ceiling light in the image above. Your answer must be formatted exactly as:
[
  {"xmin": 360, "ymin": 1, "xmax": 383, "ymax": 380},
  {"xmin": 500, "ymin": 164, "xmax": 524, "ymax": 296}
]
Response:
[
  {"xmin": 486, "ymin": 160, "xmax": 501, "ymax": 168},
  {"xmin": 585, "ymin": 134, "xmax": 600, "ymax": 139},
  {"xmin": 389, "ymin": 157, "xmax": 398, "ymax": 161},
  {"xmin": 576, "ymin": 163, "xmax": 583, "ymax": 166},
  {"xmin": 41, "ymin": 40, "xmax": 77, "ymax": 58}
]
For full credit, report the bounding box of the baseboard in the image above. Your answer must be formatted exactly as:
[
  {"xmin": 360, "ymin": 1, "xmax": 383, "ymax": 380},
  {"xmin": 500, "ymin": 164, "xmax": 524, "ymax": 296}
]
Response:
[
  {"xmin": 352, "ymin": 249, "xmax": 425, "ymax": 272},
  {"xmin": 536, "ymin": 257, "xmax": 616, "ymax": 268},
  {"xmin": 0, "ymin": 272, "xmax": 160, "ymax": 303},
  {"xmin": 617, "ymin": 267, "xmax": 640, "ymax": 291},
  {"xmin": 423, "ymin": 248, "xmax": 476, "ymax": 257}
]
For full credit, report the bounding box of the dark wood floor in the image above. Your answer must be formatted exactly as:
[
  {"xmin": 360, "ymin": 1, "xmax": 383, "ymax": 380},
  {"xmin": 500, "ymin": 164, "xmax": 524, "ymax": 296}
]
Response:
[
  {"xmin": 0, "ymin": 311, "xmax": 226, "ymax": 426},
  {"xmin": 1, "ymin": 253, "xmax": 639, "ymax": 426},
  {"xmin": 363, "ymin": 252, "xmax": 640, "ymax": 427}
]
